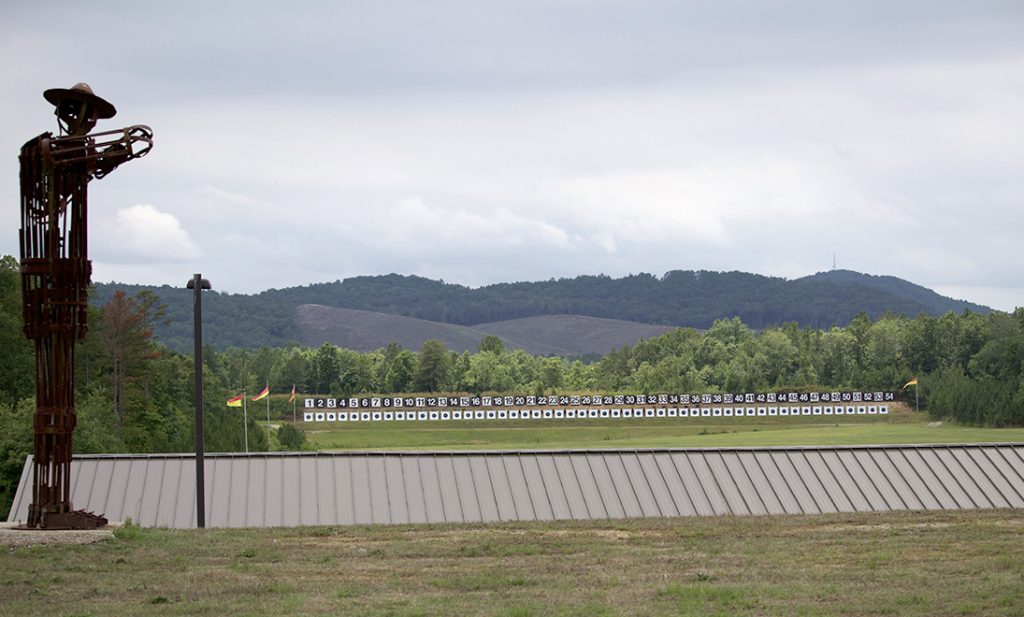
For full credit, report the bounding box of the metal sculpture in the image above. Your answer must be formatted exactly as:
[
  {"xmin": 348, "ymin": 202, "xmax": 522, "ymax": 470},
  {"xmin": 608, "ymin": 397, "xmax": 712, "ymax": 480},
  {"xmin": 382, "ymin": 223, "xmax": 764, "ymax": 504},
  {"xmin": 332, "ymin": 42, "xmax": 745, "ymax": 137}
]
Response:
[{"xmin": 19, "ymin": 83, "xmax": 152, "ymax": 528}]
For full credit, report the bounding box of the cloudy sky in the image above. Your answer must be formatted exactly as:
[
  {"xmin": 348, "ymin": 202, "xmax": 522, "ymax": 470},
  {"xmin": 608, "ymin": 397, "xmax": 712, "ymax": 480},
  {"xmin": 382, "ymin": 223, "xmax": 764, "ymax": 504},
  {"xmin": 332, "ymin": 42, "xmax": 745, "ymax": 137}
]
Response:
[{"xmin": 2, "ymin": 1, "xmax": 1021, "ymax": 310}]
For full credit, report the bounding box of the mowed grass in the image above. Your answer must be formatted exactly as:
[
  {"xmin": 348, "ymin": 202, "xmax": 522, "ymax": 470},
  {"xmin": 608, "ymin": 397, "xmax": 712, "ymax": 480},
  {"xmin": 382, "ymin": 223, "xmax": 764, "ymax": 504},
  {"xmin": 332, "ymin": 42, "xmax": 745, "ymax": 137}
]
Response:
[
  {"xmin": 2, "ymin": 509, "xmax": 1022, "ymax": 616},
  {"xmin": 304, "ymin": 409, "xmax": 1024, "ymax": 451}
]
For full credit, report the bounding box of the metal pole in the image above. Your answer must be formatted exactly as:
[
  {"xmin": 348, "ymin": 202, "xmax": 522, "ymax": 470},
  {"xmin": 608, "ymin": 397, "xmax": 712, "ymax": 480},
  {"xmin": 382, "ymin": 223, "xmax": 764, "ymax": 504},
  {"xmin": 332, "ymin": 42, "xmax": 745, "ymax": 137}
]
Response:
[
  {"xmin": 190, "ymin": 274, "xmax": 208, "ymax": 528},
  {"xmin": 243, "ymin": 389, "xmax": 249, "ymax": 454}
]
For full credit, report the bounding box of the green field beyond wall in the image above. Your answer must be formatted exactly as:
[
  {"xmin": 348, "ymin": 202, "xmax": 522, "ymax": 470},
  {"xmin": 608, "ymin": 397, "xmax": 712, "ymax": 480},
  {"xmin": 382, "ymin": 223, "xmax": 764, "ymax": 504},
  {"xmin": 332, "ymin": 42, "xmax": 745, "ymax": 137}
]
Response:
[{"xmin": 301, "ymin": 409, "xmax": 1024, "ymax": 452}]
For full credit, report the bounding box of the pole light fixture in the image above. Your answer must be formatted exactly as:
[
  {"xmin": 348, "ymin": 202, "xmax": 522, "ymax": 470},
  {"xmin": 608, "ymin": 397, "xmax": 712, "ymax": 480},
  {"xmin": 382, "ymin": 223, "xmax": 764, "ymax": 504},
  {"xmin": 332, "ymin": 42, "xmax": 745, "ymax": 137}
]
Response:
[{"xmin": 187, "ymin": 274, "xmax": 211, "ymax": 528}]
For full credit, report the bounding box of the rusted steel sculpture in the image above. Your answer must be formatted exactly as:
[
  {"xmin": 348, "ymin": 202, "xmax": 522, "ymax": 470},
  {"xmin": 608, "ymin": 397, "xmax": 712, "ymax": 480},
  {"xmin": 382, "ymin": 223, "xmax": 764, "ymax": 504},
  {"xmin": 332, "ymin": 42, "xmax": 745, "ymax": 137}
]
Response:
[{"xmin": 19, "ymin": 83, "xmax": 152, "ymax": 528}]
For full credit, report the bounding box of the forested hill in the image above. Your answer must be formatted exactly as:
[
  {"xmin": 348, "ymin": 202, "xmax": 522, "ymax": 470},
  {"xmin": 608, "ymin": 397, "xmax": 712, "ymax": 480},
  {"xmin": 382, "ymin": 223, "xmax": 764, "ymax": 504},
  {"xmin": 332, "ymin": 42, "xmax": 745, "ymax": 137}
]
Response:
[{"xmin": 91, "ymin": 269, "xmax": 991, "ymax": 353}]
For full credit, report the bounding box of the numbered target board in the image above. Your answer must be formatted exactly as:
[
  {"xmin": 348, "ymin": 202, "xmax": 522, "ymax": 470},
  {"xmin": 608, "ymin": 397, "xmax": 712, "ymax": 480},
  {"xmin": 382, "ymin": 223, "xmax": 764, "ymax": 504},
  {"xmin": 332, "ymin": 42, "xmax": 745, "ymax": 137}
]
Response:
[{"xmin": 301, "ymin": 390, "xmax": 895, "ymax": 422}]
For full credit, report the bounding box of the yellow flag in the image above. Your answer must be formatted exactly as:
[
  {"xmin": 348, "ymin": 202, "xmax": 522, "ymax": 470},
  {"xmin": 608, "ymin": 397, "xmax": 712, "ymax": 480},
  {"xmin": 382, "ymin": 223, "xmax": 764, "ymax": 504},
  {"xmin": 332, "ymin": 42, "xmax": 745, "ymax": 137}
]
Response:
[{"xmin": 903, "ymin": 377, "xmax": 918, "ymax": 388}]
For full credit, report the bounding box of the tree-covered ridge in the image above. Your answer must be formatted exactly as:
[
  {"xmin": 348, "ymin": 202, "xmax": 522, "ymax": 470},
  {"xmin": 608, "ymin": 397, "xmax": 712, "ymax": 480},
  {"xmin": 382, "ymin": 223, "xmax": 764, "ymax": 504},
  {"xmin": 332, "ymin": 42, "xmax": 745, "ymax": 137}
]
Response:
[
  {"xmin": 91, "ymin": 269, "xmax": 990, "ymax": 354},
  {"xmin": 275, "ymin": 269, "xmax": 988, "ymax": 326}
]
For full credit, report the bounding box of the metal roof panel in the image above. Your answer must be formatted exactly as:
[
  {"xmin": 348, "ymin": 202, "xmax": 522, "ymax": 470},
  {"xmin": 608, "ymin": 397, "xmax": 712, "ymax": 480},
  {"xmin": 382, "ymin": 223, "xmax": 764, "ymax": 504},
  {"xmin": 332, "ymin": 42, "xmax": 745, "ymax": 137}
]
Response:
[
  {"xmin": 621, "ymin": 453, "xmax": 662, "ymax": 518},
  {"xmin": 455, "ymin": 455, "xmax": 484, "ymax": 522},
  {"xmin": 806, "ymin": 451, "xmax": 855, "ymax": 512},
  {"xmin": 485, "ymin": 455, "xmax": 517, "ymax": 521},
  {"xmin": 502, "ymin": 454, "xmax": 536, "ymax": 521},
  {"xmin": 684, "ymin": 452, "xmax": 731, "ymax": 515},
  {"xmin": 584, "ymin": 453, "xmax": 625, "ymax": 519},
  {"xmin": 553, "ymin": 454, "xmax": 590, "ymax": 519},
  {"xmin": 349, "ymin": 456, "xmax": 374, "ymax": 525},
  {"xmin": 867, "ymin": 449, "xmax": 924, "ymax": 510},
  {"xmin": 601, "ymin": 453, "xmax": 644, "ymax": 517},
  {"xmin": 367, "ymin": 456, "xmax": 392, "ymax": 525},
  {"xmin": 737, "ymin": 452, "xmax": 785, "ymax": 515}
]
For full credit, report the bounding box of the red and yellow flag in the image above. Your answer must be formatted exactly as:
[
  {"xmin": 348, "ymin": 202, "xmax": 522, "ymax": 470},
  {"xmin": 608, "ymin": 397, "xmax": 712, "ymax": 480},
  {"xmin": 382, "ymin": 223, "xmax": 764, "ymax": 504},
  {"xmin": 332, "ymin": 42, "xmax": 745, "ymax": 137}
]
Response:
[
  {"xmin": 252, "ymin": 386, "xmax": 270, "ymax": 401},
  {"xmin": 288, "ymin": 384, "xmax": 296, "ymax": 403},
  {"xmin": 226, "ymin": 393, "xmax": 243, "ymax": 407}
]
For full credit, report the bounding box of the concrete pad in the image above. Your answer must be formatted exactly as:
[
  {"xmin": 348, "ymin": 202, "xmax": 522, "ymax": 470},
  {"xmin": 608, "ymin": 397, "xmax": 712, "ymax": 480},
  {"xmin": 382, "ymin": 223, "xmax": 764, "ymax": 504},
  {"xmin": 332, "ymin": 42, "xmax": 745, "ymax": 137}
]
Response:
[{"xmin": 0, "ymin": 521, "xmax": 119, "ymax": 549}]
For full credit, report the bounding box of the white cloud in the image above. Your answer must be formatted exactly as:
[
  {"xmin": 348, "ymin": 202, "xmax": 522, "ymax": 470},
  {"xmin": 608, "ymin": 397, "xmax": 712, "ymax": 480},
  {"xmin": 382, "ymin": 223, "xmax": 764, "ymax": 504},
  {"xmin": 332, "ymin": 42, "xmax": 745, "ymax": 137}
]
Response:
[
  {"xmin": 558, "ymin": 170, "xmax": 726, "ymax": 246},
  {"xmin": 199, "ymin": 185, "xmax": 256, "ymax": 206},
  {"xmin": 369, "ymin": 196, "xmax": 576, "ymax": 250},
  {"xmin": 111, "ymin": 204, "xmax": 202, "ymax": 261}
]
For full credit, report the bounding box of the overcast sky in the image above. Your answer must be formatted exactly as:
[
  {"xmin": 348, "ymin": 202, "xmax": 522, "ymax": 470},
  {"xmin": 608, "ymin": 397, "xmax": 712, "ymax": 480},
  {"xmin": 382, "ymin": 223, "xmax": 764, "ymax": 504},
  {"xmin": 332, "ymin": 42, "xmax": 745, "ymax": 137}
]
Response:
[{"xmin": 2, "ymin": 1, "xmax": 1022, "ymax": 310}]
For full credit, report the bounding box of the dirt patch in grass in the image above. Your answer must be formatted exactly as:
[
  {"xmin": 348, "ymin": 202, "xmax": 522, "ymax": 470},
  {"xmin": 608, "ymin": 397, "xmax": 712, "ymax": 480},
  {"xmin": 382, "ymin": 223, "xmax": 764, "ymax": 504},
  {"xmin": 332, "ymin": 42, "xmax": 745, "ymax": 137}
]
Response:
[{"xmin": 811, "ymin": 521, "xmax": 955, "ymax": 533}]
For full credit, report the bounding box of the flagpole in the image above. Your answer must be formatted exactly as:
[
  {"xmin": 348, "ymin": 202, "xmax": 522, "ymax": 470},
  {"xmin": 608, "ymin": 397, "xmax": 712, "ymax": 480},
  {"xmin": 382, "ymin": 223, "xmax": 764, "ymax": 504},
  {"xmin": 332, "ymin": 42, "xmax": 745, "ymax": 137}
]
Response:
[
  {"xmin": 292, "ymin": 385, "xmax": 296, "ymax": 422},
  {"xmin": 266, "ymin": 383, "xmax": 270, "ymax": 425},
  {"xmin": 243, "ymin": 387, "xmax": 249, "ymax": 454},
  {"xmin": 903, "ymin": 377, "xmax": 919, "ymax": 414}
]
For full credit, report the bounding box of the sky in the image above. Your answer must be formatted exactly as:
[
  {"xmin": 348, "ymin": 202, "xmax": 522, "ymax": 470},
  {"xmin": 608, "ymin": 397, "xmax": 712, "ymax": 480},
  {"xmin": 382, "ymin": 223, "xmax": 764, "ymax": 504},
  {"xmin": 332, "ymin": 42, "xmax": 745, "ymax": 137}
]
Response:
[{"xmin": 2, "ymin": 1, "xmax": 1022, "ymax": 310}]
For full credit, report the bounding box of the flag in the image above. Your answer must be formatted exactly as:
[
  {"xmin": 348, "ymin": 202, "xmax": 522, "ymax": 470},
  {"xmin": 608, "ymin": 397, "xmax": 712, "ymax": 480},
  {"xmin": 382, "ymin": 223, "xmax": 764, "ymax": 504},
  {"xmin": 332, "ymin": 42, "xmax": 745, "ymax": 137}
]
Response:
[
  {"xmin": 288, "ymin": 384, "xmax": 296, "ymax": 403},
  {"xmin": 903, "ymin": 377, "xmax": 918, "ymax": 388},
  {"xmin": 226, "ymin": 393, "xmax": 243, "ymax": 407},
  {"xmin": 252, "ymin": 385, "xmax": 270, "ymax": 401}
]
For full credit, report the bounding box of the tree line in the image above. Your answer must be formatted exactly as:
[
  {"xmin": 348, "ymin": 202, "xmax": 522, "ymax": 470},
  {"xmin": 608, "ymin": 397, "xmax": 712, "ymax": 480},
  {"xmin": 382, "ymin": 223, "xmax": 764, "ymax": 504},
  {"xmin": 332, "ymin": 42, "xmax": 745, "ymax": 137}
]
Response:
[{"xmin": 1, "ymin": 255, "xmax": 1022, "ymax": 517}]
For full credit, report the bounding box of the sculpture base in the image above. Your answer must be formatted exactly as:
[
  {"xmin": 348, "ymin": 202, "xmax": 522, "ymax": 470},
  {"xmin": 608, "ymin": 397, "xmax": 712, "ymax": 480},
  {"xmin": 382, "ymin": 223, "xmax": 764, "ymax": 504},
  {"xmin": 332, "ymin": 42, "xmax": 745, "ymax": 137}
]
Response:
[{"xmin": 21, "ymin": 510, "xmax": 108, "ymax": 530}]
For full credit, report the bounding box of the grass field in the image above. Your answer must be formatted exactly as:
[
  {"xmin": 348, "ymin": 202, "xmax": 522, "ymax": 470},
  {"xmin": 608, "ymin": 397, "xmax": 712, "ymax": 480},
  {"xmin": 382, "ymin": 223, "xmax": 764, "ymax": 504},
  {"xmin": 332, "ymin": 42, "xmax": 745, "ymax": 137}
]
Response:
[
  {"xmin": 7, "ymin": 409, "xmax": 1020, "ymax": 616},
  {"xmin": 302, "ymin": 409, "xmax": 1024, "ymax": 451},
  {"xmin": 2, "ymin": 509, "xmax": 1022, "ymax": 616}
]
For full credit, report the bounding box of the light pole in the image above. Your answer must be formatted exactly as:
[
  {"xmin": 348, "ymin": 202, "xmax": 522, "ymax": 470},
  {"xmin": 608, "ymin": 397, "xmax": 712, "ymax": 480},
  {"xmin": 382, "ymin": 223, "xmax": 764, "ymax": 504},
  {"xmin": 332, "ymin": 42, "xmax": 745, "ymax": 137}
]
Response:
[{"xmin": 188, "ymin": 274, "xmax": 211, "ymax": 528}]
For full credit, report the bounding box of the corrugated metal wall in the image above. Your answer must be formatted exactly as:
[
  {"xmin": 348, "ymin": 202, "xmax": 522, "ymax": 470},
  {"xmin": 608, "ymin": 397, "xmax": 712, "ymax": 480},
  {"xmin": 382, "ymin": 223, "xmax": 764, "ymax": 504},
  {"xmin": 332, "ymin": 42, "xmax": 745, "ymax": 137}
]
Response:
[{"xmin": 8, "ymin": 445, "xmax": 1024, "ymax": 529}]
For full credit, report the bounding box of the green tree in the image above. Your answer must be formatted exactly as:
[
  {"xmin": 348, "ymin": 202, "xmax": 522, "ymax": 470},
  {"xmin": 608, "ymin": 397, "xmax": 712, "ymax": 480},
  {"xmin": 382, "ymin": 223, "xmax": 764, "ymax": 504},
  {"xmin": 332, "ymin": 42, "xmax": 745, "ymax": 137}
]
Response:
[
  {"xmin": 414, "ymin": 340, "xmax": 452, "ymax": 392},
  {"xmin": 272, "ymin": 346, "xmax": 309, "ymax": 393},
  {"xmin": 507, "ymin": 350, "xmax": 539, "ymax": 388},
  {"xmin": 74, "ymin": 387, "xmax": 125, "ymax": 454},
  {"xmin": 478, "ymin": 335, "xmax": 505, "ymax": 354},
  {"xmin": 310, "ymin": 343, "xmax": 340, "ymax": 393},
  {"xmin": 754, "ymin": 329, "xmax": 799, "ymax": 387},
  {"xmin": 630, "ymin": 361, "xmax": 660, "ymax": 393},
  {"xmin": 0, "ymin": 398, "xmax": 33, "ymax": 519},
  {"xmin": 707, "ymin": 317, "xmax": 754, "ymax": 348},
  {"xmin": 563, "ymin": 359, "xmax": 596, "ymax": 390},
  {"xmin": 863, "ymin": 316, "xmax": 906, "ymax": 388},
  {"xmin": 250, "ymin": 346, "xmax": 278, "ymax": 392},
  {"xmin": 595, "ymin": 346, "xmax": 633, "ymax": 391},
  {"xmin": 464, "ymin": 352, "xmax": 514, "ymax": 394},
  {"xmin": 277, "ymin": 423, "xmax": 306, "ymax": 451},
  {"xmin": 904, "ymin": 314, "xmax": 940, "ymax": 375},
  {"xmin": 0, "ymin": 255, "xmax": 34, "ymax": 406},
  {"xmin": 92, "ymin": 290, "xmax": 166, "ymax": 438},
  {"xmin": 540, "ymin": 357, "xmax": 565, "ymax": 390},
  {"xmin": 816, "ymin": 327, "xmax": 858, "ymax": 387},
  {"xmin": 384, "ymin": 349, "xmax": 416, "ymax": 393}
]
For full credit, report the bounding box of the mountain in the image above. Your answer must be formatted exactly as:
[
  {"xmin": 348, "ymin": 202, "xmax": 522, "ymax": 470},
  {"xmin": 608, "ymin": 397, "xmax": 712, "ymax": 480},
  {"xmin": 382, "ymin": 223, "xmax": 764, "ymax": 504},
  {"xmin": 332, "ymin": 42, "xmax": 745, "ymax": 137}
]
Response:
[
  {"xmin": 293, "ymin": 306, "xmax": 676, "ymax": 355},
  {"xmin": 475, "ymin": 315, "xmax": 677, "ymax": 356},
  {"xmin": 796, "ymin": 270, "xmax": 982, "ymax": 313},
  {"xmin": 294, "ymin": 305, "xmax": 489, "ymax": 353},
  {"xmin": 91, "ymin": 269, "xmax": 992, "ymax": 354}
]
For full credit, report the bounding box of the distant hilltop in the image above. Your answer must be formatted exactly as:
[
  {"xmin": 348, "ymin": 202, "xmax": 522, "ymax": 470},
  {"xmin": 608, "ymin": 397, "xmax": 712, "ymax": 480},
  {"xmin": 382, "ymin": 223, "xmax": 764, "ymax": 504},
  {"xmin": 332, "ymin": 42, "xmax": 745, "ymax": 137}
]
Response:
[{"xmin": 92, "ymin": 269, "xmax": 991, "ymax": 355}]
